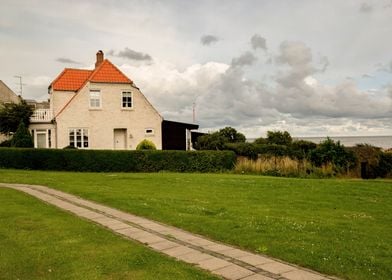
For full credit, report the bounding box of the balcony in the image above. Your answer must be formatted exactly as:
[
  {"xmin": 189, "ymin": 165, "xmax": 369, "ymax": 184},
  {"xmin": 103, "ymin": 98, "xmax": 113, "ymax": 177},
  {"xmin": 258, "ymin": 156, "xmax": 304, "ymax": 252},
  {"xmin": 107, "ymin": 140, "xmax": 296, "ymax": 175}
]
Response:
[{"xmin": 30, "ymin": 109, "xmax": 53, "ymax": 123}]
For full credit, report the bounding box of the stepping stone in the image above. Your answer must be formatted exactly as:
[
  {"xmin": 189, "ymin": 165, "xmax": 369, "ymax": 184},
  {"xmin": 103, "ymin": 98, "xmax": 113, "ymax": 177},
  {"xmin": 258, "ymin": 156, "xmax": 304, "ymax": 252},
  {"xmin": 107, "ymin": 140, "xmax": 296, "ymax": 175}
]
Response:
[
  {"xmin": 198, "ymin": 257, "xmax": 232, "ymax": 271},
  {"xmin": 213, "ymin": 264, "xmax": 254, "ymax": 280},
  {"xmin": 282, "ymin": 269, "xmax": 326, "ymax": 280},
  {"xmin": 257, "ymin": 261, "xmax": 296, "ymax": 274}
]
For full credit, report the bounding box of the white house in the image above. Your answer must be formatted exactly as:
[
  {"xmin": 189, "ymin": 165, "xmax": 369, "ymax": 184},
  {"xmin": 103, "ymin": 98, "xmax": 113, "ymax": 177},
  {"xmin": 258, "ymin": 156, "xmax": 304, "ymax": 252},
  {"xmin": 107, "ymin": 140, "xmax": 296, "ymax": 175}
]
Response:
[{"xmin": 29, "ymin": 51, "xmax": 197, "ymax": 150}]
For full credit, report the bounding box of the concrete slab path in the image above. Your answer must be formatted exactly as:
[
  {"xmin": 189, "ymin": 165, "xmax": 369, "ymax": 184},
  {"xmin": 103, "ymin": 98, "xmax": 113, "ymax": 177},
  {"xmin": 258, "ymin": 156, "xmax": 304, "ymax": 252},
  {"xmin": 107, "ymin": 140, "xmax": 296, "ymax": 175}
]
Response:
[{"xmin": 0, "ymin": 183, "xmax": 339, "ymax": 280}]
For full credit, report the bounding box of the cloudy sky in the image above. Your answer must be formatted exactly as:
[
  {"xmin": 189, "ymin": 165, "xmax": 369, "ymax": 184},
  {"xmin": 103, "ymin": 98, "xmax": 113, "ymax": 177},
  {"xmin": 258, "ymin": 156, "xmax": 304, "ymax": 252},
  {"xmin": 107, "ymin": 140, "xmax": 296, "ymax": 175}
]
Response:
[{"xmin": 1, "ymin": 0, "xmax": 392, "ymax": 137}]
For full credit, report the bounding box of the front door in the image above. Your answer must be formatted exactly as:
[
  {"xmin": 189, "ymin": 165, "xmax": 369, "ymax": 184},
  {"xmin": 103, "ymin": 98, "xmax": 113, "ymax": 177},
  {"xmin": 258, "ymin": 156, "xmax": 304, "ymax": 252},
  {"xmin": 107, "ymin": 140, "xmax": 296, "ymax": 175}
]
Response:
[
  {"xmin": 36, "ymin": 132, "xmax": 47, "ymax": 148},
  {"xmin": 114, "ymin": 129, "xmax": 127, "ymax": 150}
]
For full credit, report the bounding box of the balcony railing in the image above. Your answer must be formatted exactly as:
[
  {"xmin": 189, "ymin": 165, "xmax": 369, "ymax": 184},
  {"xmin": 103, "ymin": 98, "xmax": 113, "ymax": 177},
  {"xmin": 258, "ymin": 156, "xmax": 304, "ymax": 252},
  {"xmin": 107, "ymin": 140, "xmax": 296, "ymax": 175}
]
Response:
[{"xmin": 30, "ymin": 109, "xmax": 53, "ymax": 123}]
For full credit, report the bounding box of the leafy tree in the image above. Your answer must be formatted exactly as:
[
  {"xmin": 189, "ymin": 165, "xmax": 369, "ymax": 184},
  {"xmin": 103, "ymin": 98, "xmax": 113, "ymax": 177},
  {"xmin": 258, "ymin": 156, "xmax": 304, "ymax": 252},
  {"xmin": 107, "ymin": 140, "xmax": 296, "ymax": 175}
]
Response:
[
  {"xmin": 266, "ymin": 131, "xmax": 292, "ymax": 146},
  {"xmin": 291, "ymin": 140, "xmax": 317, "ymax": 159},
  {"xmin": 253, "ymin": 137, "xmax": 267, "ymax": 145},
  {"xmin": 194, "ymin": 132, "xmax": 227, "ymax": 150},
  {"xmin": 0, "ymin": 101, "xmax": 33, "ymax": 135},
  {"xmin": 310, "ymin": 138, "xmax": 356, "ymax": 170},
  {"xmin": 10, "ymin": 122, "xmax": 33, "ymax": 148},
  {"xmin": 136, "ymin": 139, "xmax": 156, "ymax": 150},
  {"xmin": 217, "ymin": 127, "xmax": 246, "ymax": 143},
  {"xmin": 194, "ymin": 127, "xmax": 246, "ymax": 150}
]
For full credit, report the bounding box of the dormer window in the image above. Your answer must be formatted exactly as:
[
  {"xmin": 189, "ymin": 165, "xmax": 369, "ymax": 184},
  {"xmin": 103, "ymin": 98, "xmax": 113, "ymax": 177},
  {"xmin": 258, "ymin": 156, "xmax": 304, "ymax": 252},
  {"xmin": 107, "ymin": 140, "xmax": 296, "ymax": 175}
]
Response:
[
  {"xmin": 90, "ymin": 90, "xmax": 101, "ymax": 108},
  {"xmin": 122, "ymin": 91, "xmax": 132, "ymax": 108}
]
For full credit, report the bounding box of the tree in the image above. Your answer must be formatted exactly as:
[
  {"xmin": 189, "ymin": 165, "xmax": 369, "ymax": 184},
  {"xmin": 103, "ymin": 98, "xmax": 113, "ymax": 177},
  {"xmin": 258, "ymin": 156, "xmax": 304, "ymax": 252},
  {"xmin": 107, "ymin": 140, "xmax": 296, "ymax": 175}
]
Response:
[
  {"xmin": 194, "ymin": 132, "xmax": 227, "ymax": 150},
  {"xmin": 194, "ymin": 127, "xmax": 246, "ymax": 150},
  {"xmin": 217, "ymin": 127, "xmax": 246, "ymax": 143},
  {"xmin": 291, "ymin": 140, "xmax": 317, "ymax": 159},
  {"xmin": 310, "ymin": 138, "xmax": 356, "ymax": 170},
  {"xmin": 11, "ymin": 122, "xmax": 33, "ymax": 148},
  {"xmin": 266, "ymin": 131, "xmax": 292, "ymax": 146},
  {"xmin": 253, "ymin": 137, "xmax": 267, "ymax": 145},
  {"xmin": 0, "ymin": 101, "xmax": 33, "ymax": 135}
]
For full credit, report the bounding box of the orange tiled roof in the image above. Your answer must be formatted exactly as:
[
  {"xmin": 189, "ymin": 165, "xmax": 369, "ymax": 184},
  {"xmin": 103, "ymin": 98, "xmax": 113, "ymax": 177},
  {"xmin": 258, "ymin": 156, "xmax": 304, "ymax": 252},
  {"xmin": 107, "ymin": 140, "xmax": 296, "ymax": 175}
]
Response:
[
  {"xmin": 90, "ymin": 60, "xmax": 132, "ymax": 84},
  {"xmin": 51, "ymin": 59, "xmax": 132, "ymax": 92},
  {"xmin": 51, "ymin": 69, "xmax": 93, "ymax": 91}
]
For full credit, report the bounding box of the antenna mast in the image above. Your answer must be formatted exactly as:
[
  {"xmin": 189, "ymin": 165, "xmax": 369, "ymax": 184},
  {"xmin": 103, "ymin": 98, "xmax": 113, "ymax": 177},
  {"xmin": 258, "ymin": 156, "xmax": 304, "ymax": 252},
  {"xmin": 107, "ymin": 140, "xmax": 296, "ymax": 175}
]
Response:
[{"xmin": 14, "ymin": 75, "xmax": 25, "ymax": 97}]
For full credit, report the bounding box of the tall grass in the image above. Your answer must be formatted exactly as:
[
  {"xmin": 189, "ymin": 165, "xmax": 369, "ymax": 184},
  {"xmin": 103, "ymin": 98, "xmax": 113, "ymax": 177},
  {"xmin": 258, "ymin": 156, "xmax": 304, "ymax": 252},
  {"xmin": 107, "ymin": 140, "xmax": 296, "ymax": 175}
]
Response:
[{"xmin": 234, "ymin": 156, "xmax": 335, "ymax": 178}]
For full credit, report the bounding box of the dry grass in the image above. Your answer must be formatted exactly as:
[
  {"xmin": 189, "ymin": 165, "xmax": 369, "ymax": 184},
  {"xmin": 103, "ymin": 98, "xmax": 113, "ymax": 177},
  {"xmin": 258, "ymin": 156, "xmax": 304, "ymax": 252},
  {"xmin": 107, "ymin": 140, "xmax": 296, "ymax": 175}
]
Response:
[{"xmin": 234, "ymin": 156, "xmax": 334, "ymax": 177}]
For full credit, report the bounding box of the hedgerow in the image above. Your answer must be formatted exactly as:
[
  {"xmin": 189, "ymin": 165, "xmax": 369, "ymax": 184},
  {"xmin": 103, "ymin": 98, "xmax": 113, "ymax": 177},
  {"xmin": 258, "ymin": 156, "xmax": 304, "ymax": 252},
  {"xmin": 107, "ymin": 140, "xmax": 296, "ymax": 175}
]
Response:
[{"xmin": 0, "ymin": 148, "xmax": 236, "ymax": 172}]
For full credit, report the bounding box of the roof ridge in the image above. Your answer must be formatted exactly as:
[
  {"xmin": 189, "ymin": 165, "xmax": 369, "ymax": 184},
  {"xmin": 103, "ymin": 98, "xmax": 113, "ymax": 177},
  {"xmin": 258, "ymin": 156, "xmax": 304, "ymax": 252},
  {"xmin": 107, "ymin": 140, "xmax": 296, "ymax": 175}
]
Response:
[
  {"xmin": 63, "ymin": 68, "xmax": 93, "ymax": 71},
  {"xmin": 88, "ymin": 59, "xmax": 132, "ymax": 83}
]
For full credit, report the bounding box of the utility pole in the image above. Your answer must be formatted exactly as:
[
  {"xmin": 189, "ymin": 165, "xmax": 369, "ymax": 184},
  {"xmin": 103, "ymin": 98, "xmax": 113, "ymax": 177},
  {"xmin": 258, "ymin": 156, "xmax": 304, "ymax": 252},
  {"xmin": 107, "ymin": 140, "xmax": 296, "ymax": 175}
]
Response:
[{"xmin": 14, "ymin": 75, "xmax": 25, "ymax": 97}]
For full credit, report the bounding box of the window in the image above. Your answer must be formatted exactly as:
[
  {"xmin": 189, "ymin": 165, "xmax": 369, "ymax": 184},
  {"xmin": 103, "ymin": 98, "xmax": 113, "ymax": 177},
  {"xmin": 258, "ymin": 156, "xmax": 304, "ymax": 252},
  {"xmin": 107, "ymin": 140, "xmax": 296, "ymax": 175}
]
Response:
[
  {"xmin": 145, "ymin": 128, "xmax": 154, "ymax": 136},
  {"xmin": 122, "ymin": 91, "xmax": 132, "ymax": 108},
  {"xmin": 69, "ymin": 128, "xmax": 89, "ymax": 148},
  {"xmin": 90, "ymin": 90, "xmax": 101, "ymax": 108}
]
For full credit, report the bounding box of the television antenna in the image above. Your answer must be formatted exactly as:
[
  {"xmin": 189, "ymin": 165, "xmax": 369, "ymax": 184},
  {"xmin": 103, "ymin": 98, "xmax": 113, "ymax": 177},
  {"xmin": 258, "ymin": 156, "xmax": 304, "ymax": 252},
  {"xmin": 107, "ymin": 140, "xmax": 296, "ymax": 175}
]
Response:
[{"xmin": 14, "ymin": 75, "xmax": 26, "ymax": 97}]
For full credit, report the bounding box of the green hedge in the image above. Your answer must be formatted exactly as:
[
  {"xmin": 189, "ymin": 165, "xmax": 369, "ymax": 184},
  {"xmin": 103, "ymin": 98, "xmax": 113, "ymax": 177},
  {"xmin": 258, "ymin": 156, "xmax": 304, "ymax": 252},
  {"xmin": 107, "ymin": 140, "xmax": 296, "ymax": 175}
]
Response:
[{"xmin": 0, "ymin": 148, "xmax": 236, "ymax": 172}]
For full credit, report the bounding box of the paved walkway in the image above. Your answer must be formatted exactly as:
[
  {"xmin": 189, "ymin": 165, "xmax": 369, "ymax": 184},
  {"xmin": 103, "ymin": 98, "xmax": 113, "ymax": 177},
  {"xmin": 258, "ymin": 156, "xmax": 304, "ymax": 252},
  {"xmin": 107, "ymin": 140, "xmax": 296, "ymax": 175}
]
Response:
[{"xmin": 0, "ymin": 183, "xmax": 338, "ymax": 280}]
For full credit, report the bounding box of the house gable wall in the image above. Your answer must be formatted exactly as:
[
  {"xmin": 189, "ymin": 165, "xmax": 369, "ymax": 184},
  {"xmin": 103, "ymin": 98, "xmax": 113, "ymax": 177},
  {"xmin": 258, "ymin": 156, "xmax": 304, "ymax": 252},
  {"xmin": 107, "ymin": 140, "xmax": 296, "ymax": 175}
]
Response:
[
  {"xmin": 50, "ymin": 89, "xmax": 75, "ymax": 116},
  {"xmin": 55, "ymin": 82, "xmax": 162, "ymax": 149}
]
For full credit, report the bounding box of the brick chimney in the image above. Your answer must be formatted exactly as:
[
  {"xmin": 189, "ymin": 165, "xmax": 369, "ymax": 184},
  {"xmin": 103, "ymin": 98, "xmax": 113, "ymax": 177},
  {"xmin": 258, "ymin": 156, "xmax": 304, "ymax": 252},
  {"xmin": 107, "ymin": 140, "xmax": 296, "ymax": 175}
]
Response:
[{"xmin": 95, "ymin": 50, "xmax": 104, "ymax": 68}]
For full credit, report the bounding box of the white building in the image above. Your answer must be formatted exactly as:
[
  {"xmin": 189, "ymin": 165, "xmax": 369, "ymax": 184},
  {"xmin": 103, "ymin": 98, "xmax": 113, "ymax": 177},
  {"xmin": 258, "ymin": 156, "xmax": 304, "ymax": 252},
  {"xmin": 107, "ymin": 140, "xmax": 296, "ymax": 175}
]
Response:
[{"xmin": 29, "ymin": 51, "xmax": 197, "ymax": 150}]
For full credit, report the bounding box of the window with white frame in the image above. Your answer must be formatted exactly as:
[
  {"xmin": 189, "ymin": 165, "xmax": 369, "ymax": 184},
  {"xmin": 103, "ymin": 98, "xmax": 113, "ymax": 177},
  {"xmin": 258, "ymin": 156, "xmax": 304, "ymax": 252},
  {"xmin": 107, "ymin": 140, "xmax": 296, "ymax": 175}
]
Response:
[
  {"xmin": 90, "ymin": 90, "xmax": 101, "ymax": 108},
  {"xmin": 69, "ymin": 128, "xmax": 89, "ymax": 148},
  {"xmin": 122, "ymin": 91, "xmax": 132, "ymax": 108}
]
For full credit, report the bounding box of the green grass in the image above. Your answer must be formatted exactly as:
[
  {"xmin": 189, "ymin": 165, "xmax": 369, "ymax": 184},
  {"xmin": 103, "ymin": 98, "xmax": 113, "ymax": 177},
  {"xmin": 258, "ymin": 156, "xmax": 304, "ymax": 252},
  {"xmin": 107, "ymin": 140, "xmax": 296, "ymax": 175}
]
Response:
[
  {"xmin": 1, "ymin": 169, "xmax": 391, "ymax": 280},
  {"xmin": 0, "ymin": 187, "xmax": 218, "ymax": 280}
]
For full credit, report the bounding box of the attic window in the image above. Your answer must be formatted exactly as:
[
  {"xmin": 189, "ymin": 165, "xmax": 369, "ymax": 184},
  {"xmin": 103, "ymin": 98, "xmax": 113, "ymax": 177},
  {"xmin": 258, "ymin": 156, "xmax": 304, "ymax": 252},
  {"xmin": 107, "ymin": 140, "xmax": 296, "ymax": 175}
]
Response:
[
  {"xmin": 90, "ymin": 90, "xmax": 101, "ymax": 108},
  {"xmin": 122, "ymin": 91, "xmax": 132, "ymax": 108}
]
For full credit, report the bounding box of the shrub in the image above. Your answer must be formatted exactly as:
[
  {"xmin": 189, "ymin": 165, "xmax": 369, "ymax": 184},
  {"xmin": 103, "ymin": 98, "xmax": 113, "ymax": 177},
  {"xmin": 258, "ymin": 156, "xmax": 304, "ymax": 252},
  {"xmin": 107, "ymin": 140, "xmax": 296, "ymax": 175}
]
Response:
[
  {"xmin": 310, "ymin": 138, "xmax": 356, "ymax": 172},
  {"xmin": 194, "ymin": 127, "xmax": 245, "ymax": 150},
  {"xmin": 257, "ymin": 144, "xmax": 289, "ymax": 157},
  {"xmin": 376, "ymin": 152, "xmax": 392, "ymax": 178},
  {"xmin": 10, "ymin": 122, "xmax": 33, "ymax": 148},
  {"xmin": 0, "ymin": 100, "xmax": 33, "ymax": 135},
  {"xmin": 266, "ymin": 131, "xmax": 292, "ymax": 146},
  {"xmin": 290, "ymin": 140, "xmax": 317, "ymax": 160},
  {"xmin": 194, "ymin": 133, "xmax": 227, "ymax": 150},
  {"xmin": 136, "ymin": 139, "xmax": 156, "ymax": 150},
  {"xmin": 0, "ymin": 148, "xmax": 236, "ymax": 173},
  {"xmin": 225, "ymin": 143, "xmax": 258, "ymax": 159}
]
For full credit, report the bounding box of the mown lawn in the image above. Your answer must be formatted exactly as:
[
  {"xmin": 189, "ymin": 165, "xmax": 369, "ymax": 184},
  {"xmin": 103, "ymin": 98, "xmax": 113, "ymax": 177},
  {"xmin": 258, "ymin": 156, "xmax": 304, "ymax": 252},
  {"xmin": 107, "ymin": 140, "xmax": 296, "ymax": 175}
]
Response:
[
  {"xmin": 0, "ymin": 187, "xmax": 218, "ymax": 280},
  {"xmin": 1, "ymin": 169, "xmax": 391, "ymax": 280}
]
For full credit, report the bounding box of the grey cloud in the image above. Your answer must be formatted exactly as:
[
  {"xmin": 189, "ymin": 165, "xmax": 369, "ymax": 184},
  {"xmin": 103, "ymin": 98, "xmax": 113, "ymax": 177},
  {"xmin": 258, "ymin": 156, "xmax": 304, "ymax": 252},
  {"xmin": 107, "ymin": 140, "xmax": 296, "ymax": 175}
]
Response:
[
  {"xmin": 250, "ymin": 34, "xmax": 267, "ymax": 50},
  {"xmin": 231, "ymin": 51, "xmax": 257, "ymax": 67},
  {"xmin": 56, "ymin": 57, "xmax": 80, "ymax": 64},
  {"xmin": 359, "ymin": 2, "xmax": 373, "ymax": 13},
  {"xmin": 109, "ymin": 47, "xmax": 152, "ymax": 61},
  {"xmin": 125, "ymin": 40, "xmax": 392, "ymax": 136},
  {"xmin": 275, "ymin": 41, "xmax": 315, "ymax": 88},
  {"xmin": 362, "ymin": 74, "xmax": 373, "ymax": 78},
  {"xmin": 200, "ymin": 35, "xmax": 219, "ymax": 46},
  {"xmin": 276, "ymin": 41, "xmax": 313, "ymax": 67}
]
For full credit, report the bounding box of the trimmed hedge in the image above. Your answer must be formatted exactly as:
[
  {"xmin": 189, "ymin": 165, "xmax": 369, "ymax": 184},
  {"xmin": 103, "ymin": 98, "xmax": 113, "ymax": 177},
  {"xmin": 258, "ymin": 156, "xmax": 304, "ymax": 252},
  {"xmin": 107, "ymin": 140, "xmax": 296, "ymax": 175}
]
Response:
[{"xmin": 0, "ymin": 148, "xmax": 236, "ymax": 172}]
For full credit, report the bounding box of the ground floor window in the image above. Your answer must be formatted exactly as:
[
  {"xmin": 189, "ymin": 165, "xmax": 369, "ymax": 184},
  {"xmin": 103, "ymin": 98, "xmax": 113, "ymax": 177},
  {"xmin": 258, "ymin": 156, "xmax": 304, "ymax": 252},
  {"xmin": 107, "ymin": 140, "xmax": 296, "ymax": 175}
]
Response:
[{"xmin": 69, "ymin": 128, "xmax": 89, "ymax": 148}]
